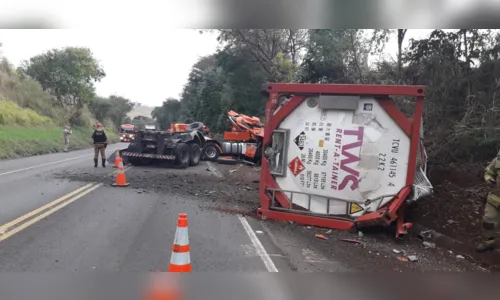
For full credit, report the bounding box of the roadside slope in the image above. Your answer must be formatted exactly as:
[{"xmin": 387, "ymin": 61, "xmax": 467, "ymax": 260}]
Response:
[{"xmin": 0, "ymin": 61, "xmax": 118, "ymax": 159}]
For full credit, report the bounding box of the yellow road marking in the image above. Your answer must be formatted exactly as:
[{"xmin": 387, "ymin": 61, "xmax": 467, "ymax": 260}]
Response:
[
  {"xmin": 0, "ymin": 184, "xmax": 103, "ymax": 242},
  {"xmin": 0, "ymin": 183, "xmax": 95, "ymax": 234},
  {"xmin": 0, "ymin": 165, "xmax": 132, "ymax": 242}
]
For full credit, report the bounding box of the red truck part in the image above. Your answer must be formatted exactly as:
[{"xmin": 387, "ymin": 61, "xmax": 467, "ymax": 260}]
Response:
[{"xmin": 258, "ymin": 83, "xmax": 432, "ymax": 237}]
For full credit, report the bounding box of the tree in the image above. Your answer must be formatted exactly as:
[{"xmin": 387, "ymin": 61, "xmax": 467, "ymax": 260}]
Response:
[
  {"xmin": 152, "ymin": 98, "xmax": 181, "ymax": 130},
  {"xmin": 212, "ymin": 29, "xmax": 306, "ymax": 82},
  {"xmin": 107, "ymin": 95, "xmax": 135, "ymax": 129},
  {"xmin": 397, "ymin": 29, "xmax": 408, "ymax": 78},
  {"xmin": 298, "ymin": 29, "xmax": 390, "ymax": 84},
  {"xmin": 20, "ymin": 47, "xmax": 105, "ymax": 114},
  {"xmin": 88, "ymin": 97, "xmax": 112, "ymax": 123},
  {"xmin": 88, "ymin": 95, "xmax": 134, "ymax": 129}
]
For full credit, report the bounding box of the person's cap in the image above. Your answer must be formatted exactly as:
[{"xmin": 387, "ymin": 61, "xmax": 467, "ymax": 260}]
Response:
[{"xmin": 96, "ymin": 123, "xmax": 103, "ymax": 128}]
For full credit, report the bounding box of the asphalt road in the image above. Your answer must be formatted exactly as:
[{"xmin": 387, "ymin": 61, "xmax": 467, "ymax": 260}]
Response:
[
  {"xmin": 0, "ymin": 143, "xmax": 309, "ymax": 273},
  {"xmin": 0, "ymin": 142, "xmax": 485, "ymax": 280}
]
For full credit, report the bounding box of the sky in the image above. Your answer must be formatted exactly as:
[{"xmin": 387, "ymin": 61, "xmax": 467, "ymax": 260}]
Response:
[
  {"xmin": 0, "ymin": 29, "xmax": 220, "ymax": 107},
  {"xmin": 0, "ymin": 29, "xmax": 433, "ymax": 108}
]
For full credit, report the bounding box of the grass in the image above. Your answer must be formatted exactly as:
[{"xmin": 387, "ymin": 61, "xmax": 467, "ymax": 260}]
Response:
[
  {"xmin": 0, "ymin": 61, "xmax": 119, "ymax": 160},
  {"xmin": 0, "ymin": 125, "xmax": 119, "ymax": 159},
  {"xmin": 0, "ymin": 99, "xmax": 54, "ymax": 127}
]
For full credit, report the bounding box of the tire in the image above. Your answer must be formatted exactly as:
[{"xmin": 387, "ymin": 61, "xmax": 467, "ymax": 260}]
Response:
[
  {"xmin": 189, "ymin": 143, "xmax": 201, "ymax": 166},
  {"xmin": 174, "ymin": 143, "xmax": 190, "ymax": 169},
  {"xmin": 202, "ymin": 143, "xmax": 220, "ymax": 161}
]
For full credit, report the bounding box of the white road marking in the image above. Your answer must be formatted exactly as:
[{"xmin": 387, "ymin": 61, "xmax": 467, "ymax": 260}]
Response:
[
  {"xmin": 0, "ymin": 145, "xmax": 126, "ymax": 177},
  {"xmin": 237, "ymin": 214, "xmax": 279, "ymax": 272},
  {"xmin": 206, "ymin": 161, "xmax": 223, "ymax": 178},
  {"xmin": 0, "ymin": 154, "xmax": 92, "ymax": 177}
]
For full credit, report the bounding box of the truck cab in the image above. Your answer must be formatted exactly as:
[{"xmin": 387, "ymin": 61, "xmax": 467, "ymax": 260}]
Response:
[{"xmin": 120, "ymin": 124, "xmax": 137, "ymax": 142}]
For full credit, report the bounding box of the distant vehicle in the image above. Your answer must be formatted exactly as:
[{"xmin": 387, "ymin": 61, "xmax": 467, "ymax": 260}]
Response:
[
  {"xmin": 120, "ymin": 124, "xmax": 137, "ymax": 142},
  {"xmin": 144, "ymin": 125, "xmax": 156, "ymax": 131}
]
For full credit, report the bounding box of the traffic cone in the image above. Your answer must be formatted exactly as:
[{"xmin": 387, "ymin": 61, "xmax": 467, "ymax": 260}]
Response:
[
  {"xmin": 111, "ymin": 159, "xmax": 130, "ymax": 187},
  {"xmin": 168, "ymin": 213, "xmax": 191, "ymax": 272},
  {"xmin": 113, "ymin": 150, "xmax": 121, "ymax": 168},
  {"xmin": 145, "ymin": 273, "xmax": 183, "ymax": 300}
]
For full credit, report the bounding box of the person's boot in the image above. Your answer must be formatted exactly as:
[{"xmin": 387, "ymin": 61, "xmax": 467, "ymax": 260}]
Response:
[
  {"xmin": 94, "ymin": 159, "xmax": 98, "ymax": 168},
  {"xmin": 475, "ymin": 239, "xmax": 496, "ymax": 253},
  {"xmin": 102, "ymin": 159, "xmax": 106, "ymax": 168}
]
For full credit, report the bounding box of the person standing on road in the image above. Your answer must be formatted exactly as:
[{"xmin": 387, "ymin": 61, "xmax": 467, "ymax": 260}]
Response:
[
  {"xmin": 92, "ymin": 123, "xmax": 108, "ymax": 168},
  {"xmin": 477, "ymin": 153, "xmax": 500, "ymax": 252},
  {"xmin": 63, "ymin": 125, "xmax": 72, "ymax": 152}
]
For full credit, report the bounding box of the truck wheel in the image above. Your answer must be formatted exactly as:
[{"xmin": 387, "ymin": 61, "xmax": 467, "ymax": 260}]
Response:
[
  {"xmin": 174, "ymin": 143, "xmax": 190, "ymax": 169},
  {"xmin": 202, "ymin": 143, "xmax": 220, "ymax": 161},
  {"xmin": 189, "ymin": 143, "xmax": 201, "ymax": 166}
]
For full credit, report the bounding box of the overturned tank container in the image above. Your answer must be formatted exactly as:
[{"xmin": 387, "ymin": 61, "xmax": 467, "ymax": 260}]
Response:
[{"xmin": 258, "ymin": 83, "xmax": 433, "ymax": 236}]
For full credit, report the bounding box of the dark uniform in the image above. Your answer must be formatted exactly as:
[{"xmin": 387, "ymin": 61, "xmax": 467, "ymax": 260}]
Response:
[
  {"xmin": 92, "ymin": 127, "xmax": 108, "ymax": 167},
  {"xmin": 477, "ymin": 156, "xmax": 500, "ymax": 252}
]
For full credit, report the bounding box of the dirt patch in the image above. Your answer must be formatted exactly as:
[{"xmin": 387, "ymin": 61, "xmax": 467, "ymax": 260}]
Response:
[
  {"xmin": 407, "ymin": 162, "xmax": 500, "ymax": 271},
  {"xmin": 52, "ymin": 164, "xmax": 260, "ymax": 216}
]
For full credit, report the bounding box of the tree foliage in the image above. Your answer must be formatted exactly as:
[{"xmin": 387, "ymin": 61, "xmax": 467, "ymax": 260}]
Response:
[
  {"xmin": 88, "ymin": 95, "xmax": 134, "ymax": 129},
  {"xmin": 152, "ymin": 98, "xmax": 181, "ymax": 130},
  {"xmin": 20, "ymin": 47, "xmax": 105, "ymax": 111},
  {"xmin": 171, "ymin": 29, "xmax": 500, "ymax": 165}
]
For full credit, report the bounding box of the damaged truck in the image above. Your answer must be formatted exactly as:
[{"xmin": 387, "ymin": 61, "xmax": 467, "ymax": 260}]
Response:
[
  {"xmin": 109, "ymin": 125, "xmax": 206, "ymax": 168},
  {"xmin": 257, "ymin": 83, "xmax": 433, "ymax": 236}
]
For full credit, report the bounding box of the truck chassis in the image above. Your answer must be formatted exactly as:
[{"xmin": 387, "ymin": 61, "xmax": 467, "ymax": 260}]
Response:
[{"xmin": 120, "ymin": 129, "xmax": 206, "ymax": 168}]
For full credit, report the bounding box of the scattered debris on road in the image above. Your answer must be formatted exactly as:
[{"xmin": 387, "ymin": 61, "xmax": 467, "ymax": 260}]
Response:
[
  {"xmin": 315, "ymin": 234, "xmax": 328, "ymax": 240},
  {"xmin": 407, "ymin": 255, "xmax": 419, "ymax": 262},
  {"xmin": 423, "ymin": 241, "xmax": 436, "ymax": 248},
  {"xmin": 340, "ymin": 239, "xmax": 362, "ymax": 244}
]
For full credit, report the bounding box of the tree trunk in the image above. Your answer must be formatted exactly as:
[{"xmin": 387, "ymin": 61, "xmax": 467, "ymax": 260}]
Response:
[
  {"xmin": 397, "ymin": 29, "xmax": 407, "ymax": 80},
  {"xmin": 462, "ymin": 30, "xmax": 471, "ymax": 96}
]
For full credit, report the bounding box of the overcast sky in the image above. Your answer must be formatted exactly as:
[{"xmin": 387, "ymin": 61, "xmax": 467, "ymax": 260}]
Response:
[
  {"xmin": 0, "ymin": 29, "xmax": 433, "ymax": 107},
  {"xmin": 0, "ymin": 29, "xmax": 220, "ymax": 107}
]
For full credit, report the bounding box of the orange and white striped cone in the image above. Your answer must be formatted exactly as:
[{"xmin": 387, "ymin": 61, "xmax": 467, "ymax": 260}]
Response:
[
  {"xmin": 168, "ymin": 213, "xmax": 191, "ymax": 272},
  {"xmin": 113, "ymin": 150, "xmax": 122, "ymax": 168},
  {"xmin": 111, "ymin": 159, "xmax": 130, "ymax": 187}
]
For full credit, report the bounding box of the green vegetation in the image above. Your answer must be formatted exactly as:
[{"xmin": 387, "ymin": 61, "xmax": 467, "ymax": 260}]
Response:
[
  {"xmin": 0, "ymin": 99, "xmax": 53, "ymax": 126},
  {"xmin": 151, "ymin": 29, "xmax": 500, "ymax": 165},
  {"xmin": 0, "ymin": 45, "xmax": 129, "ymax": 159},
  {"xmin": 0, "ymin": 124, "xmax": 117, "ymax": 159}
]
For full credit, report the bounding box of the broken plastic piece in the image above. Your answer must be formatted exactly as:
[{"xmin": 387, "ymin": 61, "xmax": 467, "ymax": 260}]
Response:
[{"xmin": 315, "ymin": 234, "xmax": 328, "ymax": 240}]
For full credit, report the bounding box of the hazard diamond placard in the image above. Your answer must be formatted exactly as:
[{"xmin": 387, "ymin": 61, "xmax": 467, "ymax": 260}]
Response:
[
  {"xmin": 349, "ymin": 203, "xmax": 364, "ymax": 214},
  {"xmin": 288, "ymin": 156, "xmax": 305, "ymax": 177}
]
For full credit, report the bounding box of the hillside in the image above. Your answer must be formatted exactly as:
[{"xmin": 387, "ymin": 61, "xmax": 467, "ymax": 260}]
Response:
[
  {"xmin": 0, "ymin": 56, "xmax": 119, "ymax": 159},
  {"xmin": 127, "ymin": 104, "xmax": 154, "ymax": 119}
]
